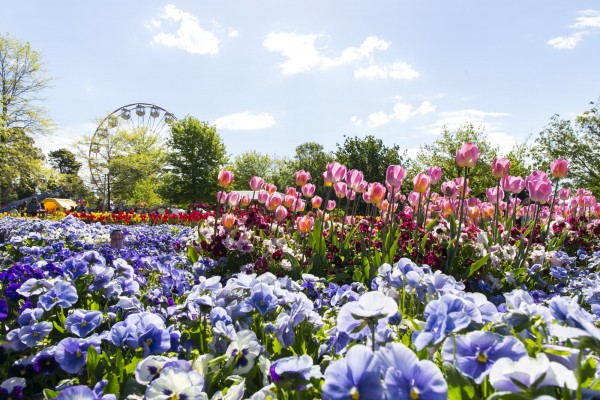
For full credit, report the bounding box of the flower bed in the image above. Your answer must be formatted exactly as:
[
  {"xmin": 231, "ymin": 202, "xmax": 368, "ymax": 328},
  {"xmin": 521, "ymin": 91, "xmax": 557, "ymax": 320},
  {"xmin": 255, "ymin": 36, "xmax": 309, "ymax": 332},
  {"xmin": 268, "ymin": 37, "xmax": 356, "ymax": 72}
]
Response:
[
  {"xmin": 3, "ymin": 144, "xmax": 600, "ymax": 398},
  {"xmin": 1, "ymin": 216, "xmax": 600, "ymax": 399}
]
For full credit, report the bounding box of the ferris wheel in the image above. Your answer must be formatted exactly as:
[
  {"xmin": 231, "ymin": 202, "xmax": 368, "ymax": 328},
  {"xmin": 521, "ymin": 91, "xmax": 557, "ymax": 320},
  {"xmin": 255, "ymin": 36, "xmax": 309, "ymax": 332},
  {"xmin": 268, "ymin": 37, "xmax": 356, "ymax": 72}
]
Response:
[{"xmin": 88, "ymin": 103, "xmax": 176, "ymax": 205}]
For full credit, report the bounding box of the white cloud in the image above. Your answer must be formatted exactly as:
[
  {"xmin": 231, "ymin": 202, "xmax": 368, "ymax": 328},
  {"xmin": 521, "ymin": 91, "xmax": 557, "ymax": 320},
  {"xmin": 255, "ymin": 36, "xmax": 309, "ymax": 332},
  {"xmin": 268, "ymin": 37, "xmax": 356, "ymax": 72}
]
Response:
[
  {"xmin": 146, "ymin": 4, "xmax": 224, "ymax": 55},
  {"xmin": 571, "ymin": 9, "xmax": 600, "ymax": 29},
  {"xmin": 354, "ymin": 62, "xmax": 420, "ymax": 80},
  {"xmin": 548, "ymin": 9, "xmax": 599, "ymax": 49},
  {"xmin": 352, "ymin": 100, "xmax": 435, "ymax": 127},
  {"xmin": 263, "ymin": 33, "xmax": 415, "ymax": 78},
  {"xmin": 428, "ymin": 109, "xmax": 517, "ymax": 154},
  {"xmin": 547, "ymin": 32, "xmax": 586, "ymax": 49},
  {"xmin": 228, "ymin": 28, "xmax": 239, "ymax": 38},
  {"xmin": 212, "ymin": 112, "xmax": 276, "ymax": 130}
]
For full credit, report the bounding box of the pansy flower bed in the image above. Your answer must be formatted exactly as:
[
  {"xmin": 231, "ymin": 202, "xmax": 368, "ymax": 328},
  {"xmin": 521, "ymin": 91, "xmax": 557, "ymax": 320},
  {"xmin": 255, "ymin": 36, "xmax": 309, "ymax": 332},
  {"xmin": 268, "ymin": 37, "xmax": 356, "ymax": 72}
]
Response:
[
  {"xmin": 1, "ymin": 215, "xmax": 600, "ymax": 399},
  {"xmin": 3, "ymin": 144, "xmax": 600, "ymax": 399}
]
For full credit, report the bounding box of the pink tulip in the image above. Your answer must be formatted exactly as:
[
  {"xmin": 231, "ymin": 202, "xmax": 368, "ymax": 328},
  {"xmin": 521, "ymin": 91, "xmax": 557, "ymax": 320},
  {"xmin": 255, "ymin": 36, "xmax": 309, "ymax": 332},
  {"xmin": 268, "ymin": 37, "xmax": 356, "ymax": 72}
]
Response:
[
  {"xmin": 221, "ymin": 213, "xmax": 236, "ymax": 230},
  {"xmin": 468, "ymin": 197, "xmax": 481, "ymax": 207},
  {"xmin": 334, "ymin": 182, "xmax": 347, "ymax": 199},
  {"xmin": 346, "ymin": 190, "xmax": 356, "ymax": 201},
  {"xmin": 362, "ymin": 191, "xmax": 372, "ymax": 204},
  {"xmin": 558, "ymin": 188, "xmax": 571, "ymax": 201},
  {"xmin": 577, "ymin": 188, "xmax": 592, "ymax": 196},
  {"xmin": 486, "ymin": 187, "xmax": 505, "ymax": 205},
  {"xmin": 413, "ymin": 173, "xmax": 431, "ymax": 193},
  {"xmin": 293, "ymin": 199, "xmax": 306, "ymax": 212},
  {"xmin": 227, "ymin": 192, "xmax": 241, "ymax": 207},
  {"xmin": 491, "ymin": 158, "xmax": 511, "ymax": 179},
  {"xmin": 584, "ymin": 195, "xmax": 597, "ymax": 208},
  {"xmin": 218, "ymin": 169, "xmax": 234, "ymax": 188},
  {"xmin": 274, "ymin": 205, "xmax": 288, "ymax": 221},
  {"xmin": 377, "ymin": 199, "xmax": 389, "ymax": 211},
  {"xmin": 455, "ymin": 142, "xmax": 480, "ymax": 168},
  {"xmin": 311, "ymin": 196, "xmax": 323, "ymax": 209},
  {"xmin": 285, "ymin": 187, "xmax": 297, "ymax": 197},
  {"xmin": 249, "ymin": 176, "xmax": 264, "ymax": 191},
  {"xmin": 527, "ymin": 178, "xmax": 553, "ymax": 204},
  {"xmin": 302, "ymin": 183, "xmax": 316, "ymax": 198},
  {"xmin": 265, "ymin": 183, "xmax": 277, "ymax": 194},
  {"xmin": 282, "ymin": 194, "xmax": 296, "ymax": 208},
  {"xmin": 408, "ymin": 192, "xmax": 421, "ymax": 207},
  {"xmin": 283, "ymin": 195, "xmax": 295, "ymax": 208},
  {"xmin": 266, "ymin": 193, "xmax": 283, "ymax": 211},
  {"xmin": 454, "ymin": 177, "xmax": 470, "ymax": 197},
  {"xmin": 326, "ymin": 200, "xmax": 336, "ymax": 211},
  {"xmin": 501, "ymin": 176, "xmax": 525, "ymax": 194},
  {"xmin": 386, "ymin": 165, "xmax": 407, "ymax": 189},
  {"xmin": 425, "ymin": 166, "xmax": 442, "ymax": 185},
  {"xmin": 356, "ymin": 180, "xmax": 369, "ymax": 193},
  {"xmin": 525, "ymin": 170, "xmax": 548, "ymax": 187},
  {"xmin": 295, "ymin": 170, "xmax": 311, "ymax": 187},
  {"xmin": 346, "ymin": 169, "xmax": 364, "ymax": 191},
  {"xmin": 240, "ymin": 195, "xmax": 251, "ymax": 207},
  {"xmin": 323, "ymin": 162, "xmax": 347, "ymax": 186},
  {"xmin": 257, "ymin": 190, "xmax": 269, "ymax": 204},
  {"xmin": 368, "ymin": 182, "xmax": 387, "ymax": 205},
  {"xmin": 550, "ymin": 158, "xmax": 569, "ymax": 179},
  {"xmin": 217, "ymin": 190, "xmax": 228, "ymax": 204},
  {"xmin": 297, "ymin": 215, "xmax": 314, "ymax": 233},
  {"xmin": 441, "ymin": 199, "xmax": 454, "ymax": 215},
  {"xmin": 441, "ymin": 181, "xmax": 458, "ymax": 198}
]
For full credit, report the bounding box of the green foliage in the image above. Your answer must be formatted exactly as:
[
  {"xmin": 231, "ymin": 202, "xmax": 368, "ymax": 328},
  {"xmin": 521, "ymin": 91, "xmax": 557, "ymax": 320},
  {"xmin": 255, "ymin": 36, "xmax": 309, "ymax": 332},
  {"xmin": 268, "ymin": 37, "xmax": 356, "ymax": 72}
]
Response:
[
  {"xmin": 0, "ymin": 33, "xmax": 53, "ymax": 135},
  {"xmin": 48, "ymin": 148, "xmax": 81, "ymax": 175},
  {"xmin": 0, "ymin": 127, "xmax": 45, "ymax": 203},
  {"xmin": 126, "ymin": 176, "xmax": 163, "ymax": 208},
  {"xmin": 161, "ymin": 116, "xmax": 228, "ymax": 205},
  {"xmin": 335, "ymin": 134, "xmax": 408, "ymax": 184},
  {"xmin": 285, "ymin": 141, "xmax": 333, "ymax": 196},
  {"xmin": 108, "ymin": 127, "xmax": 166, "ymax": 203},
  {"xmin": 530, "ymin": 100, "xmax": 600, "ymax": 195},
  {"xmin": 413, "ymin": 124, "xmax": 499, "ymax": 198},
  {"xmin": 230, "ymin": 150, "xmax": 276, "ymax": 190}
]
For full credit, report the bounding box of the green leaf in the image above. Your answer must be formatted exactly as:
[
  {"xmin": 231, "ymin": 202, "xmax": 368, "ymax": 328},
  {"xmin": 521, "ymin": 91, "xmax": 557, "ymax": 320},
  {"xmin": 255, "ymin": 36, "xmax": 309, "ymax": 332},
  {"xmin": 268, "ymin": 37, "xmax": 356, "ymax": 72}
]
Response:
[
  {"xmin": 43, "ymin": 388, "xmax": 60, "ymax": 399},
  {"xmin": 104, "ymin": 374, "xmax": 120, "ymax": 398},
  {"xmin": 467, "ymin": 254, "xmax": 490, "ymax": 278},
  {"xmin": 443, "ymin": 362, "xmax": 478, "ymax": 400},
  {"xmin": 187, "ymin": 245, "xmax": 199, "ymax": 263},
  {"xmin": 52, "ymin": 320, "xmax": 65, "ymax": 334}
]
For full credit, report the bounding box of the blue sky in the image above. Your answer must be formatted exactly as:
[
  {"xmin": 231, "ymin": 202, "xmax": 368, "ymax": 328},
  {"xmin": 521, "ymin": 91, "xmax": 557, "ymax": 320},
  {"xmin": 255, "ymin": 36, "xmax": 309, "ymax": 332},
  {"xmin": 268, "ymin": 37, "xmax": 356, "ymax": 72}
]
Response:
[{"xmin": 2, "ymin": 1, "xmax": 599, "ymax": 162}]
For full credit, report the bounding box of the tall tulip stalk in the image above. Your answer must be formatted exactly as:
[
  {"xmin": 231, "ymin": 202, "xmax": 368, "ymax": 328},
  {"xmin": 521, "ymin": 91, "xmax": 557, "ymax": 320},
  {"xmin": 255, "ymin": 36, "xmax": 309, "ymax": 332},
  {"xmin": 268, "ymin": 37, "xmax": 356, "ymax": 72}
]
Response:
[
  {"xmin": 446, "ymin": 142, "xmax": 480, "ymax": 273},
  {"xmin": 544, "ymin": 158, "xmax": 569, "ymax": 242}
]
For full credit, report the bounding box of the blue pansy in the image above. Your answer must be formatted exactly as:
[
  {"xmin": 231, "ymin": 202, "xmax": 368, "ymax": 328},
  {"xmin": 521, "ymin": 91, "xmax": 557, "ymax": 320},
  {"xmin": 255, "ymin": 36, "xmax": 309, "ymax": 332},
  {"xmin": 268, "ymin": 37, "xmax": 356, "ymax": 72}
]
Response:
[
  {"xmin": 65, "ymin": 309, "xmax": 103, "ymax": 337},
  {"xmin": 38, "ymin": 281, "xmax": 78, "ymax": 311},
  {"xmin": 321, "ymin": 344, "xmax": 383, "ymax": 400},
  {"xmin": 441, "ymin": 331, "xmax": 527, "ymax": 383}
]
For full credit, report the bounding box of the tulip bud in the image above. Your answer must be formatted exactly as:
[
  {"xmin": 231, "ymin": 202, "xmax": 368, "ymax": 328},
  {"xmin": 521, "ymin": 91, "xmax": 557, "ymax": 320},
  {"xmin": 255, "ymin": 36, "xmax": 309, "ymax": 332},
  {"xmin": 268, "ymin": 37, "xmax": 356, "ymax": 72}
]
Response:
[
  {"xmin": 334, "ymin": 182, "xmax": 347, "ymax": 199},
  {"xmin": 368, "ymin": 182, "xmax": 387, "ymax": 205},
  {"xmin": 413, "ymin": 173, "xmax": 431, "ymax": 194},
  {"xmin": 455, "ymin": 142, "xmax": 480, "ymax": 168},
  {"xmin": 386, "ymin": 165, "xmax": 407, "ymax": 189},
  {"xmin": 274, "ymin": 205, "xmax": 288, "ymax": 221},
  {"xmin": 265, "ymin": 183, "xmax": 277, "ymax": 194},
  {"xmin": 550, "ymin": 158, "xmax": 569, "ymax": 179},
  {"xmin": 297, "ymin": 215, "xmax": 314, "ymax": 233},
  {"xmin": 425, "ymin": 166, "xmax": 442, "ymax": 185},
  {"xmin": 217, "ymin": 191, "xmax": 228, "ymax": 204},
  {"xmin": 491, "ymin": 158, "xmax": 511, "ymax": 179},
  {"xmin": 324, "ymin": 162, "xmax": 347, "ymax": 186},
  {"xmin": 257, "ymin": 190, "xmax": 269, "ymax": 204},
  {"xmin": 311, "ymin": 196, "xmax": 323, "ymax": 209},
  {"xmin": 326, "ymin": 200, "xmax": 336, "ymax": 211},
  {"xmin": 227, "ymin": 192, "xmax": 240, "ymax": 207},
  {"xmin": 302, "ymin": 183, "xmax": 316, "ymax": 198},
  {"xmin": 218, "ymin": 169, "xmax": 234, "ymax": 188},
  {"xmin": 294, "ymin": 170, "xmax": 311, "ymax": 187},
  {"xmin": 240, "ymin": 195, "xmax": 251, "ymax": 207},
  {"xmin": 249, "ymin": 176, "xmax": 264, "ymax": 191},
  {"xmin": 221, "ymin": 213, "xmax": 236, "ymax": 230}
]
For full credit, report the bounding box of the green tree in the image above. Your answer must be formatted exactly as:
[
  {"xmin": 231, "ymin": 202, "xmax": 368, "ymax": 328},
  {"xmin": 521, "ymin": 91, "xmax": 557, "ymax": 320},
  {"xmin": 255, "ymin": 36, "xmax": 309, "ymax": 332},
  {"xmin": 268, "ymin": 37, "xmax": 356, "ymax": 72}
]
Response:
[
  {"xmin": 161, "ymin": 116, "xmax": 227, "ymax": 205},
  {"xmin": 231, "ymin": 151, "xmax": 275, "ymax": 190},
  {"xmin": 413, "ymin": 124, "xmax": 498, "ymax": 198},
  {"xmin": 287, "ymin": 141, "xmax": 332, "ymax": 187},
  {"xmin": 109, "ymin": 127, "xmax": 166, "ymax": 204},
  {"xmin": 530, "ymin": 100, "xmax": 600, "ymax": 194},
  {"xmin": 0, "ymin": 34, "xmax": 52, "ymax": 134},
  {"xmin": 335, "ymin": 134, "xmax": 408, "ymax": 184},
  {"xmin": 0, "ymin": 127, "xmax": 45, "ymax": 203},
  {"xmin": 48, "ymin": 148, "xmax": 81, "ymax": 175},
  {"xmin": 0, "ymin": 34, "xmax": 52, "ymax": 204}
]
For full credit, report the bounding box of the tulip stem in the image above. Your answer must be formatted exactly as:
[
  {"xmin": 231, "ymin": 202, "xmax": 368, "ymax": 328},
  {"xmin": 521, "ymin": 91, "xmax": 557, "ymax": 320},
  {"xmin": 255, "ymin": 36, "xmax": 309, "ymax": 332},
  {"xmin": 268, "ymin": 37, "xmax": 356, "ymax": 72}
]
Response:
[
  {"xmin": 543, "ymin": 179, "xmax": 560, "ymax": 244},
  {"xmin": 446, "ymin": 167, "xmax": 468, "ymax": 273},
  {"xmin": 492, "ymin": 179, "xmax": 500, "ymax": 244}
]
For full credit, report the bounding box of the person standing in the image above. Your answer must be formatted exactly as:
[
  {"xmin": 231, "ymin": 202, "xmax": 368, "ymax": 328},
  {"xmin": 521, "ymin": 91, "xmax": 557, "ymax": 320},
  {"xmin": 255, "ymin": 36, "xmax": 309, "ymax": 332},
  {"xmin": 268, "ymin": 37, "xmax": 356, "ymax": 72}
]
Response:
[{"xmin": 27, "ymin": 197, "xmax": 41, "ymax": 217}]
